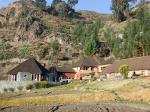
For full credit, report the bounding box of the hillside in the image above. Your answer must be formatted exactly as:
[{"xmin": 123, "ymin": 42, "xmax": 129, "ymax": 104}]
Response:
[
  {"xmin": 0, "ymin": 1, "xmax": 150, "ymax": 78},
  {"xmin": 0, "ymin": 1, "xmax": 111, "ymax": 59},
  {"xmin": 0, "ymin": 1, "xmax": 112, "ymax": 77}
]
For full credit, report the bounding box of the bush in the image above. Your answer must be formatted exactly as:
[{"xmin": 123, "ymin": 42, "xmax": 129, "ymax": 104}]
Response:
[
  {"xmin": 35, "ymin": 0, "xmax": 47, "ymax": 10},
  {"xmin": 38, "ymin": 47, "xmax": 47, "ymax": 58},
  {"xmin": 0, "ymin": 52, "xmax": 11, "ymax": 60},
  {"xmin": 3, "ymin": 88, "xmax": 8, "ymax": 92},
  {"xmin": 18, "ymin": 6, "xmax": 29, "ymax": 21},
  {"xmin": 91, "ymin": 77, "xmax": 97, "ymax": 81},
  {"xmin": 19, "ymin": 45, "xmax": 32, "ymax": 58},
  {"xmin": 8, "ymin": 88, "xmax": 15, "ymax": 92},
  {"xmin": 119, "ymin": 64, "xmax": 129, "ymax": 79},
  {"xmin": 17, "ymin": 86, "xmax": 23, "ymax": 91},
  {"xmin": 39, "ymin": 81, "xmax": 49, "ymax": 88},
  {"xmin": 26, "ymin": 84, "xmax": 34, "ymax": 90},
  {"xmin": 33, "ymin": 82, "xmax": 49, "ymax": 89},
  {"xmin": 33, "ymin": 82, "xmax": 40, "ymax": 89},
  {"xmin": 51, "ymin": 40, "xmax": 61, "ymax": 55}
]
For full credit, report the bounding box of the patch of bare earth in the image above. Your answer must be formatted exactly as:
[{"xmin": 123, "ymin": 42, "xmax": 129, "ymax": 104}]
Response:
[{"xmin": 0, "ymin": 103, "xmax": 150, "ymax": 112}]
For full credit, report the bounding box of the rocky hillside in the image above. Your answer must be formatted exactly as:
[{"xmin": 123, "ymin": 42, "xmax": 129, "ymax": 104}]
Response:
[
  {"xmin": 0, "ymin": 1, "xmax": 110, "ymax": 59},
  {"xmin": 0, "ymin": 1, "xmax": 110, "ymax": 77},
  {"xmin": 0, "ymin": 1, "xmax": 149, "ymax": 59}
]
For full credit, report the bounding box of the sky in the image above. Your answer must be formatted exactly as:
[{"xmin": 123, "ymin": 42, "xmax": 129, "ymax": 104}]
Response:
[{"xmin": 0, "ymin": 0, "xmax": 112, "ymax": 14}]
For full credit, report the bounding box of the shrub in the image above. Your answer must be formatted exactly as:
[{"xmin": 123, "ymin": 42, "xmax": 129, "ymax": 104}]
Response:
[
  {"xmin": 17, "ymin": 86, "xmax": 23, "ymax": 91},
  {"xmin": 39, "ymin": 81, "xmax": 49, "ymax": 88},
  {"xmin": 10, "ymin": 7, "xmax": 16, "ymax": 16},
  {"xmin": 3, "ymin": 88, "xmax": 8, "ymax": 92},
  {"xmin": 19, "ymin": 45, "xmax": 32, "ymax": 58},
  {"xmin": 18, "ymin": 6, "xmax": 29, "ymax": 21},
  {"xmin": 8, "ymin": 88, "xmax": 15, "ymax": 92},
  {"xmin": 38, "ymin": 47, "xmax": 47, "ymax": 58},
  {"xmin": 35, "ymin": 0, "xmax": 47, "ymax": 10},
  {"xmin": 26, "ymin": 84, "xmax": 33, "ymax": 90},
  {"xmin": 0, "ymin": 52, "xmax": 11, "ymax": 60},
  {"xmin": 119, "ymin": 64, "xmax": 129, "ymax": 79},
  {"xmin": 33, "ymin": 82, "xmax": 49, "ymax": 89},
  {"xmin": 33, "ymin": 82, "xmax": 40, "ymax": 89},
  {"xmin": 91, "ymin": 77, "xmax": 97, "ymax": 81},
  {"xmin": 51, "ymin": 40, "xmax": 61, "ymax": 55}
]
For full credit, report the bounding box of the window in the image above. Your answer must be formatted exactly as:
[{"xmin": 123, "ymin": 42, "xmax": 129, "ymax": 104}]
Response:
[{"xmin": 24, "ymin": 75, "xmax": 27, "ymax": 78}]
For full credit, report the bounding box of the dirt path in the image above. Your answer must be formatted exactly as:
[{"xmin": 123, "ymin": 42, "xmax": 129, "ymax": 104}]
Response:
[{"xmin": 0, "ymin": 103, "xmax": 150, "ymax": 112}]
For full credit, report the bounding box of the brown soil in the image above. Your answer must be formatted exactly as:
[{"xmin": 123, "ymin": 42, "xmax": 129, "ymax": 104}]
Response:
[{"xmin": 0, "ymin": 103, "xmax": 150, "ymax": 112}]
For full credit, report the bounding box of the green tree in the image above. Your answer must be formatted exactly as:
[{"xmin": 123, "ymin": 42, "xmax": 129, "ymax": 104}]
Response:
[
  {"xmin": 35, "ymin": 0, "xmax": 47, "ymax": 9},
  {"xmin": 123, "ymin": 20, "xmax": 140, "ymax": 57},
  {"xmin": 111, "ymin": 0, "xmax": 137, "ymax": 22},
  {"xmin": 123, "ymin": 5, "xmax": 150, "ymax": 57},
  {"xmin": 103, "ymin": 26, "xmax": 125, "ymax": 58},
  {"xmin": 19, "ymin": 45, "xmax": 32, "ymax": 58},
  {"xmin": 73, "ymin": 19, "xmax": 104, "ymax": 56},
  {"xmin": 119, "ymin": 64, "xmax": 129, "ymax": 79},
  {"xmin": 136, "ymin": 6, "xmax": 150, "ymax": 55},
  {"xmin": 51, "ymin": 0, "xmax": 62, "ymax": 6},
  {"xmin": 73, "ymin": 21, "xmax": 86, "ymax": 43},
  {"xmin": 112, "ymin": 39, "xmax": 124, "ymax": 59},
  {"xmin": 104, "ymin": 1, "xmax": 150, "ymax": 59},
  {"xmin": 55, "ymin": 1, "xmax": 69, "ymax": 17},
  {"xmin": 84, "ymin": 37, "xmax": 97, "ymax": 56},
  {"xmin": 67, "ymin": 0, "xmax": 78, "ymax": 9},
  {"xmin": 104, "ymin": 27, "xmax": 117, "ymax": 52}
]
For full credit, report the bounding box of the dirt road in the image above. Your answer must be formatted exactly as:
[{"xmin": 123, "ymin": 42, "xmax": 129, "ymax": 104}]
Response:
[{"xmin": 0, "ymin": 103, "xmax": 150, "ymax": 112}]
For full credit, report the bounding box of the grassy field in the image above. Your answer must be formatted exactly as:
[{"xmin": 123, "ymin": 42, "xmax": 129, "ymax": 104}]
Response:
[{"xmin": 0, "ymin": 79, "xmax": 150, "ymax": 106}]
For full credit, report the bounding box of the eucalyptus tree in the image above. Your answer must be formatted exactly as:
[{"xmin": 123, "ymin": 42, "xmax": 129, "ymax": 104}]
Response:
[{"xmin": 111, "ymin": 0, "xmax": 137, "ymax": 22}]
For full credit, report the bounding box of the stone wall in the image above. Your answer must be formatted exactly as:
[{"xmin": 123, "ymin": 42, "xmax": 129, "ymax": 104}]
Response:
[{"xmin": 0, "ymin": 81, "xmax": 33, "ymax": 92}]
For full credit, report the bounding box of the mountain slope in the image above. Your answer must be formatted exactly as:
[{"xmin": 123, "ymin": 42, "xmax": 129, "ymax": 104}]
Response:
[{"xmin": 0, "ymin": 1, "xmax": 150, "ymax": 78}]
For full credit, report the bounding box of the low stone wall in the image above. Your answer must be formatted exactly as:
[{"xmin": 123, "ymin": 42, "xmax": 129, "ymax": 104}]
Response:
[
  {"xmin": 0, "ymin": 81, "xmax": 62, "ymax": 93},
  {"xmin": 0, "ymin": 81, "xmax": 34, "ymax": 92}
]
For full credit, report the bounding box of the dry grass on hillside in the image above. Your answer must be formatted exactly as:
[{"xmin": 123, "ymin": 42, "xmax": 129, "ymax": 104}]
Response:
[
  {"xmin": 0, "ymin": 92, "xmax": 116, "ymax": 106},
  {"xmin": 0, "ymin": 79, "xmax": 150, "ymax": 106}
]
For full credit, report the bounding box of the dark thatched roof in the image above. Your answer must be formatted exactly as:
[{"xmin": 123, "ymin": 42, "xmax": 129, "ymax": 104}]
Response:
[
  {"xmin": 102, "ymin": 56, "xmax": 150, "ymax": 75},
  {"xmin": 74, "ymin": 56, "xmax": 113, "ymax": 67},
  {"xmin": 7, "ymin": 58, "xmax": 49, "ymax": 75},
  {"xmin": 56, "ymin": 66, "xmax": 75, "ymax": 73}
]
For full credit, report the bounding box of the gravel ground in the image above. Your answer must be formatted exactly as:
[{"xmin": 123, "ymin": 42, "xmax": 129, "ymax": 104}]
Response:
[{"xmin": 0, "ymin": 103, "xmax": 150, "ymax": 112}]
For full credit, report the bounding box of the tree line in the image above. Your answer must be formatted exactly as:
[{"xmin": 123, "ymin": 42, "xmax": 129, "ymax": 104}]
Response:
[
  {"xmin": 34, "ymin": 0, "xmax": 78, "ymax": 17},
  {"xmin": 34, "ymin": 0, "xmax": 146, "ymax": 22},
  {"xmin": 72, "ymin": 1, "xmax": 150, "ymax": 58},
  {"xmin": 72, "ymin": 19, "xmax": 110, "ymax": 56},
  {"xmin": 104, "ymin": 3, "xmax": 150, "ymax": 59}
]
